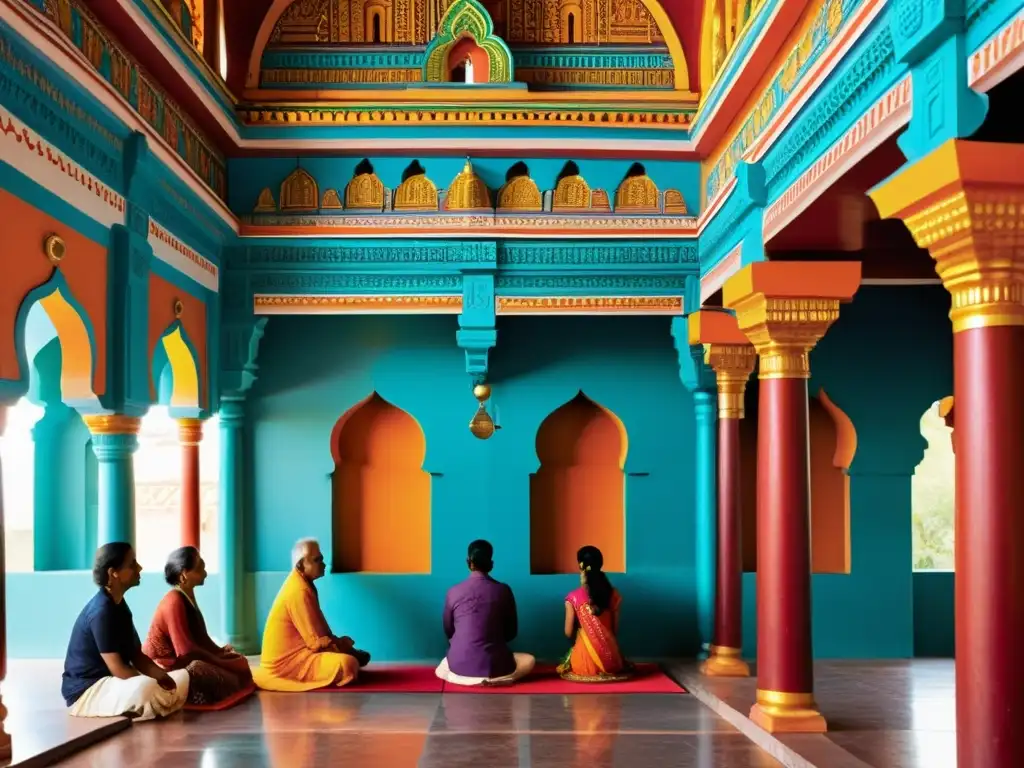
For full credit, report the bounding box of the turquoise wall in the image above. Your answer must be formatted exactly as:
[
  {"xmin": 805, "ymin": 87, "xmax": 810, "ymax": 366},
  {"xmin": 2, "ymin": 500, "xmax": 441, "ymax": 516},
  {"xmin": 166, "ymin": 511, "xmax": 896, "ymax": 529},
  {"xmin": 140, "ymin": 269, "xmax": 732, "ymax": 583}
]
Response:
[
  {"xmin": 3, "ymin": 288, "xmax": 959, "ymax": 660},
  {"xmin": 227, "ymin": 157, "xmax": 702, "ymax": 217},
  {"xmin": 740, "ymin": 285, "xmax": 954, "ymax": 657},
  {"xmin": 247, "ymin": 314, "xmax": 700, "ymax": 661}
]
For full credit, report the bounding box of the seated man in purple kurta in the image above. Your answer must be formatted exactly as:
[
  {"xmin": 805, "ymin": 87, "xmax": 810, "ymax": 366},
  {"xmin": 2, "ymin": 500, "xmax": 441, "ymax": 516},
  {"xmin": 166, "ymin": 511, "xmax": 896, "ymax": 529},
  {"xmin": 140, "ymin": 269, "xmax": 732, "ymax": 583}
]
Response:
[{"xmin": 435, "ymin": 540, "xmax": 535, "ymax": 686}]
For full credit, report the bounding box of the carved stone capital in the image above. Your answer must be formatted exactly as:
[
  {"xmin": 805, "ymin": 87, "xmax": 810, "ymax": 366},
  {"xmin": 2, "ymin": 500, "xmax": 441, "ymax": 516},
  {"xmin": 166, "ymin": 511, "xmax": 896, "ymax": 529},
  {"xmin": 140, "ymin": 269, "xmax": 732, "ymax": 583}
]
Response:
[
  {"xmin": 870, "ymin": 140, "xmax": 1024, "ymax": 333},
  {"xmin": 178, "ymin": 418, "xmax": 204, "ymax": 446},
  {"xmin": 723, "ymin": 262, "xmax": 861, "ymax": 380},
  {"xmin": 705, "ymin": 345, "xmax": 757, "ymax": 419},
  {"xmin": 82, "ymin": 414, "xmax": 142, "ymax": 436}
]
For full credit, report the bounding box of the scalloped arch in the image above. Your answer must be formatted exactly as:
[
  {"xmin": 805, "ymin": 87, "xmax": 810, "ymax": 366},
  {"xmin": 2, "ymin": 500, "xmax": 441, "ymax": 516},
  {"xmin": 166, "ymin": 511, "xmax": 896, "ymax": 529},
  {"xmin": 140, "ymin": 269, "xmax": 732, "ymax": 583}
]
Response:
[
  {"xmin": 151, "ymin": 321, "xmax": 202, "ymax": 416},
  {"xmin": 423, "ymin": 0, "xmax": 514, "ymax": 83},
  {"xmin": 246, "ymin": 0, "xmax": 691, "ymax": 90}
]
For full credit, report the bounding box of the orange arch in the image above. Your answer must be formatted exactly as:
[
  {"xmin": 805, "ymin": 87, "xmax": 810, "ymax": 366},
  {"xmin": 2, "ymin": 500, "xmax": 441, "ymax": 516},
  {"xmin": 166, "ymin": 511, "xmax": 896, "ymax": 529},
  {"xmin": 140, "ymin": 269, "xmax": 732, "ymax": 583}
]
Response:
[
  {"xmin": 530, "ymin": 392, "xmax": 627, "ymax": 574},
  {"xmin": 330, "ymin": 392, "xmax": 431, "ymax": 573},
  {"xmin": 448, "ymin": 36, "xmax": 491, "ymax": 83},
  {"xmin": 36, "ymin": 288, "xmax": 97, "ymax": 406},
  {"xmin": 244, "ymin": 0, "xmax": 691, "ymax": 90}
]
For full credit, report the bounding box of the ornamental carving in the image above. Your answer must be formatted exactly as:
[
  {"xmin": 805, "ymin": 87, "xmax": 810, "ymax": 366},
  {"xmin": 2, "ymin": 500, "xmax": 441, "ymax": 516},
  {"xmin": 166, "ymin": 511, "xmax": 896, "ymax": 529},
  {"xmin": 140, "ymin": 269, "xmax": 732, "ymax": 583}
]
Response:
[
  {"xmin": 552, "ymin": 172, "xmax": 592, "ymax": 210},
  {"xmin": 394, "ymin": 171, "xmax": 439, "ymax": 210},
  {"xmin": 321, "ymin": 189, "xmax": 343, "ymax": 209},
  {"xmin": 497, "ymin": 174, "xmax": 542, "ymax": 211},
  {"xmin": 663, "ymin": 189, "xmax": 687, "ymax": 215},
  {"xmin": 268, "ymin": 0, "xmax": 663, "ymax": 45},
  {"xmin": 280, "ymin": 168, "xmax": 319, "ymax": 211},
  {"xmin": 254, "ymin": 188, "xmax": 277, "ymax": 212},
  {"xmin": 614, "ymin": 165, "xmax": 659, "ymax": 212},
  {"xmin": 345, "ymin": 167, "xmax": 386, "ymax": 210},
  {"xmin": 445, "ymin": 159, "xmax": 492, "ymax": 210}
]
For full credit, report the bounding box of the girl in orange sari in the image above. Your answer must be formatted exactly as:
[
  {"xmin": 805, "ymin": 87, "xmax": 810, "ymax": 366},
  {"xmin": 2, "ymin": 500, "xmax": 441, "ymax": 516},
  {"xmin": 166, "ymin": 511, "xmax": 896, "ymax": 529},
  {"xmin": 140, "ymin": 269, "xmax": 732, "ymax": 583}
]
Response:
[{"xmin": 557, "ymin": 546, "xmax": 632, "ymax": 682}]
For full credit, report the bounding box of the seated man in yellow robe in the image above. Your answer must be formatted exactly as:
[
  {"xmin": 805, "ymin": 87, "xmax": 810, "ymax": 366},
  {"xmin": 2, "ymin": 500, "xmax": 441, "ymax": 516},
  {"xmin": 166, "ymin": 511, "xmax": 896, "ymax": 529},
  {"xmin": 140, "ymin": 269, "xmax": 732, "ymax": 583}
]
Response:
[{"xmin": 253, "ymin": 538, "xmax": 371, "ymax": 691}]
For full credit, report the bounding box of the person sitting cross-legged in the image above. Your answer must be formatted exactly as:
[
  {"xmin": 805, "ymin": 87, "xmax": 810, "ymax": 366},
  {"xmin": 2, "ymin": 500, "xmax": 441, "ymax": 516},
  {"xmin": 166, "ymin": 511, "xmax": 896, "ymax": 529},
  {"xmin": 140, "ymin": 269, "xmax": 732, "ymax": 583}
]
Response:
[
  {"xmin": 63, "ymin": 542, "xmax": 190, "ymax": 720},
  {"xmin": 143, "ymin": 546, "xmax": 254, "ymax": 706},
  {"xmin": 435, "ymin": 539, "xmax": 535, "ymax": 686},
  {"xmin": 253, "ymin": 538, "xmax": 371, "ymax": 691}
]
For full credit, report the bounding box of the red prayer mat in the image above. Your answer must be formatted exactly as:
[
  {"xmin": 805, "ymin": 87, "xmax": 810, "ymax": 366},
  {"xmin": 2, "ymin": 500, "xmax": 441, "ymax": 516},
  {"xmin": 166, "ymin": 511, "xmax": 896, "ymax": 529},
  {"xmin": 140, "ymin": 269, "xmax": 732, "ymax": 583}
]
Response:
[
  {"xmin": 441, "ymin": 664, "xmax": 686, "ymax": 694},
  {"xmin": 183, "ymin": 682, "xmax": 257, "ymax": 711},
  {"xmin": 311, "ymin": 665, "xmax": 445, "ymax": 693}
]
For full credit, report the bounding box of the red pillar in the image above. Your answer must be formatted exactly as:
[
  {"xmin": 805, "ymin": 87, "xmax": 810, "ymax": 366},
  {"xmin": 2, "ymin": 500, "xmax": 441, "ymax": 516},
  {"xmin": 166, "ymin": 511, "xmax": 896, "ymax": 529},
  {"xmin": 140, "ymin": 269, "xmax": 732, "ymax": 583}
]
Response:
[
  {"xmin": 689, "ymin": 311, "xmax": 756, "ymax": 677},
  {"xmin": 954, "ymin": 327, "xmax": 1024, "ymax": 767},
  {"xmin": 869, "ymin": 139, "xmax": 1024, "ymax": 767},
  {"xmin": 203, "ymin": 0, "xmax": 221, "ymax": 73},
  {"xmin": 178, "ymin": 419, "xmax": 203, "ymax": 549},
  {"xmin": 724, "ymin": 261, "xmax": 861, "ymax": 733},
  {"xmin": 0, "ymin": 403, "xmax": 11, "ymax": 759}
]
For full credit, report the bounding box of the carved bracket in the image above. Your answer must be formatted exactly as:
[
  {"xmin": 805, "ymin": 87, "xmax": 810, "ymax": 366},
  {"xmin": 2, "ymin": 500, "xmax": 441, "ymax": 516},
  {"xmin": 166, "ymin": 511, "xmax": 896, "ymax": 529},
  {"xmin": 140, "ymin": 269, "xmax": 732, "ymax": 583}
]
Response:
[
  {"xmin": 701, "ymin": 161, "xmax": 767, "ymax": 270},
  {"xmin": 671, "ymin": 315, "xmax": 716, "ymax": 393},
  {"xmin": 103, "ymin": 223, "xmax": 153, "ymax": 417},
  {"xmin": 457, "ymin": 272, "xmax": 497, "ymax": 383},
  {"xmin": 219, "ymin": 317, "xmax": 270, "ymax": 400}
]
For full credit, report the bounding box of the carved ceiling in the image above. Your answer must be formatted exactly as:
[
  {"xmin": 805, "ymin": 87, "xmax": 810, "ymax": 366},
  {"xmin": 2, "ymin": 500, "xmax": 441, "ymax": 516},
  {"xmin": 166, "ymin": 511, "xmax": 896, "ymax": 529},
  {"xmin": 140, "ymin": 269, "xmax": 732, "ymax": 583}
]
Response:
[{"xmin": 222, "ymin": 0, "xmax": 703, "ymax": 94}]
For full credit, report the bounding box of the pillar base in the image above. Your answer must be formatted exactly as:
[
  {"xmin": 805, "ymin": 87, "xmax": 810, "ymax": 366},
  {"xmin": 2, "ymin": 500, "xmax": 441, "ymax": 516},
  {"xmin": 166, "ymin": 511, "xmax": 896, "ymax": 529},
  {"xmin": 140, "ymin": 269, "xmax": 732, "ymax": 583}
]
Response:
[
  {"xmin": 700, "ymin": 646, "xmax": 750, "ymax": 677},
  {"xmin": 749, "ymin": 690, "xmax": 827, "ymax": 734}
]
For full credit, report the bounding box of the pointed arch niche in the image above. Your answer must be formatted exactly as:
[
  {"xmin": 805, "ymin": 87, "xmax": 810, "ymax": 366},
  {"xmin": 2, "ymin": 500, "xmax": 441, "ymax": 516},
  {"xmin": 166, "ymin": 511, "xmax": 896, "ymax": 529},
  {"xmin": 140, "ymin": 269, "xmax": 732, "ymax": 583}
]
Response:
[
  {"xmin": 330, "ymin": 393, "xmax": 431, "ymax": 574},
  {"xmin": 740, "ymin": 389, "xmax": 856, "ymax": 574},
  {"xmin": 530, "ymin": 392, "xmax": 627, "ymax": 574}
]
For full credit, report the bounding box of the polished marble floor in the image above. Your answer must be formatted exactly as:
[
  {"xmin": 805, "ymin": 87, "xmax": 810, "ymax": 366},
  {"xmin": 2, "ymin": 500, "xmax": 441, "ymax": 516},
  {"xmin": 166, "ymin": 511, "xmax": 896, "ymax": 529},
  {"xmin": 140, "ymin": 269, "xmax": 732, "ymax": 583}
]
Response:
[
  {"xmin": 53, "ymin": 689, "xmax": 783, "ymax": 767},
  {"xmin": 671, "ymin": 659, "xmax": 956, "ymax": 768}
]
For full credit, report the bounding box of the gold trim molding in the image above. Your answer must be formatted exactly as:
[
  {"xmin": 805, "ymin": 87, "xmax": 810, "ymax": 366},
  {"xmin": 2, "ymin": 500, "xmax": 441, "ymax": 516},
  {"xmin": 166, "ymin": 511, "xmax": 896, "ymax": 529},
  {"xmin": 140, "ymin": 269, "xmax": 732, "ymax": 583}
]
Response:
[
  {"xmin": 177, "ymin": 418, "xmax": 204, "ymax": 446},
  {"xmin": 253, "ymin": 295, "xmax": 464, "ymax": 314},
  {"xmin": 496, "ymin": 296, "xmax": 684, "ymax": 314},
  {"xmin": 238, "ymin": 107, "xmax": 693, "ymax": 130},
  {"xmin": 81, "ymin": 414, "xmax": 142, "ymax": 435},
  {"xmin": 704, "ymin": 344, "xmax": 756, "ymax": 418}
]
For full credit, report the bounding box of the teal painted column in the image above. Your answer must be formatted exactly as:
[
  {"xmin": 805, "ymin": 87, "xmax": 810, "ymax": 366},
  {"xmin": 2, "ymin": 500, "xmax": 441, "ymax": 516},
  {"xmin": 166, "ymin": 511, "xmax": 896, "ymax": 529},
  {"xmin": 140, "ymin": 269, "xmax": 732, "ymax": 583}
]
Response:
[
  {"xmin": 219, "ymin": 397, "xmax": 252, "ymax": 652},
  {"xmin": 83, "ymin": 415, "xmax": 140, "ymax": 547},
  {"xmin": 693, "ymin": 390, "xmax": 718, "ymax": 653},
  {"xmin": 673, "ymin": 314, "xmax": 718, "ymax": 656}
]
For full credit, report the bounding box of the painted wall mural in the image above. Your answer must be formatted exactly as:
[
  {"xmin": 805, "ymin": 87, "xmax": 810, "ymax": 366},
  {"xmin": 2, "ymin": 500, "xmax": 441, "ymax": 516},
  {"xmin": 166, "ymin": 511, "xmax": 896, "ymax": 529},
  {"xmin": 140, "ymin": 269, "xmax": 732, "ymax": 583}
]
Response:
[{"xmin": 261, "ymin": 0, "xmax": 676, "ymax": 89}]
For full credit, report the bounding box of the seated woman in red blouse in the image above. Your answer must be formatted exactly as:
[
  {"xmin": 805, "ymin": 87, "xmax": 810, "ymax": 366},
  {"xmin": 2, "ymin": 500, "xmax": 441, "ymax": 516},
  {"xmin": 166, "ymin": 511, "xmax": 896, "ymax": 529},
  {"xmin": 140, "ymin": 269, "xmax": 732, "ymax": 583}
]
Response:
[{"xmin": 142, "ymin": 547, "xmax": 253, "ymax": 706}]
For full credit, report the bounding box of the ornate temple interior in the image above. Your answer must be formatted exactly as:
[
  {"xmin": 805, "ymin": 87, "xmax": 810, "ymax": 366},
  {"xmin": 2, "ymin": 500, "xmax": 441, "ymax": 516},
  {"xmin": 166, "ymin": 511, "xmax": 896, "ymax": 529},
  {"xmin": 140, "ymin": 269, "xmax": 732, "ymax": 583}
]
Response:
[{"xmin": 0, "ymin": 0, "xmax": 1022, "ymax": 765}]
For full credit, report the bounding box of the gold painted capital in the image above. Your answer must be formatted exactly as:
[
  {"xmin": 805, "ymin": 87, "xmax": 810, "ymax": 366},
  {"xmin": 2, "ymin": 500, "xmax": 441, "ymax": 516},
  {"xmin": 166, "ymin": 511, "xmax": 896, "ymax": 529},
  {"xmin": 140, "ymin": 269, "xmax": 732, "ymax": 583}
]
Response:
[
  {"xmin": 869, "ymin": 140, "xmax": 1024, "ymax": 333},
  {"xmin": 704, "ymin": 344, "xmax": 755, "ymax": 418},
  {"xmin": 177, "ymin": 418, "xmax": 204, "ymax": 446},
  {"xmin": 82, "ymin": 414, "xmax": 142, "ymax": 435},
  {"xmin": 732, "ymin": 297, "xmax": 841, "ymax": 380}
]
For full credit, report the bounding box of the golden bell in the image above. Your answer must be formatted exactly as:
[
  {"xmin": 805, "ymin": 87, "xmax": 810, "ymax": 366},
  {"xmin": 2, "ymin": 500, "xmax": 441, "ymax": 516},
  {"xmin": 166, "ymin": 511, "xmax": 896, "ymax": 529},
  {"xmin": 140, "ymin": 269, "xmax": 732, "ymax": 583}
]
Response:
[
  {"xmin": 473, "ymin": 383, "xmax": 491, "ymax": 402},
  {"xmin": 469, "ymin": 404, "xmax": 495, "ymax": 440}
]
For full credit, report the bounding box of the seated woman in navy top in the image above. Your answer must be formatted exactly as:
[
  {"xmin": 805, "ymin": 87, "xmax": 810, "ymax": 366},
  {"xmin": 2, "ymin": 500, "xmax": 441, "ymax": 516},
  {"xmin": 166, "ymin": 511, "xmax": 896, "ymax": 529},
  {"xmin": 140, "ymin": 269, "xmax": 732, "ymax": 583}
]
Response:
[{"xmin": 62, "ymin": 542, "xmax": 190, "ymax": 719}]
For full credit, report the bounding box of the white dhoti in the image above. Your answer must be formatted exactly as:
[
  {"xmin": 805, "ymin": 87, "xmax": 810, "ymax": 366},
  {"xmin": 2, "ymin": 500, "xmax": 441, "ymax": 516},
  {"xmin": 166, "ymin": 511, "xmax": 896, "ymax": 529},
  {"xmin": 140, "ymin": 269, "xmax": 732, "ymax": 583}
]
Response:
[
  {"xmin": 435, "ymin": 652, "xmax": 536, "ymax": 686},
  {"xmin": 68, "ymin": 669, "xmax": 190, "ymax": 721}
]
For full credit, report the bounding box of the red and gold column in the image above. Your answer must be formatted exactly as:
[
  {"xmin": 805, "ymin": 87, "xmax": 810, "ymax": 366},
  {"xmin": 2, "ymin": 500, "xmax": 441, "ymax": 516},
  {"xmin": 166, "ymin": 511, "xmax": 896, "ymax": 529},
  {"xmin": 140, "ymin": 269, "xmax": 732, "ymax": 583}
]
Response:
[
  {"xmin": 178, "ymin": 418, "xmax": 203, "ymax": 549},
  {"xmin": 0, "ymin": 404, "xmax": 11, "ymax": 759},
  {"xmin": 689, "ymin": 310, "xmax": 756, "ymax": 677},
  {"xmin": 724, "ymin": 261, "xmax": 861, "ymax": 733},
  {"xmin": 871, "ymin": 139, "xmax": 1024, "ymax": 768}
]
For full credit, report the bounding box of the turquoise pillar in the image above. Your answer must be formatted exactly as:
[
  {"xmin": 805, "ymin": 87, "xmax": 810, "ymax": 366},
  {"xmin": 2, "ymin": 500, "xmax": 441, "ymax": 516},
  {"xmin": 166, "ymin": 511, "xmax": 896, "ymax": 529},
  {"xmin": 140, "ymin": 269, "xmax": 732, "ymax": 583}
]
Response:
[
  {"xmin": 219, "ymin": 397, "xmax": 253, "ymax": 651},
  {"xmin": 693, "ymin": 389, "xmax": 718, "ymax": 653},
  {"xmin": 83, "ymin": 416, "xmax": 140, "ymax": 547},
  {"xmin": 673, "ymin": 314, "xmax": 718, "ymax": 656}
]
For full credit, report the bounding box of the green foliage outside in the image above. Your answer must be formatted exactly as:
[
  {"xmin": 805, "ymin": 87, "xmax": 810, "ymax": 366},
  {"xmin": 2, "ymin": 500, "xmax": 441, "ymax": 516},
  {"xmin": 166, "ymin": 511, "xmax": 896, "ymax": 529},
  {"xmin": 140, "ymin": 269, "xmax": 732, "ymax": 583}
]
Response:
[{"xmin": 911, "ymin": 401, "xmax": 955, "ymax": 570}]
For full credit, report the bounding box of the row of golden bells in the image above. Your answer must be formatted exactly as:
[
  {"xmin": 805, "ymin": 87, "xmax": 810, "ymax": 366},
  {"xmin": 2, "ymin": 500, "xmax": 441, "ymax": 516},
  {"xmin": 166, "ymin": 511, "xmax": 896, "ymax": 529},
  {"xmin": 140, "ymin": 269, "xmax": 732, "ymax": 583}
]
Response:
[{"xmin": 469, "ymin": 382, "xmax": 500, "ymax": 440}]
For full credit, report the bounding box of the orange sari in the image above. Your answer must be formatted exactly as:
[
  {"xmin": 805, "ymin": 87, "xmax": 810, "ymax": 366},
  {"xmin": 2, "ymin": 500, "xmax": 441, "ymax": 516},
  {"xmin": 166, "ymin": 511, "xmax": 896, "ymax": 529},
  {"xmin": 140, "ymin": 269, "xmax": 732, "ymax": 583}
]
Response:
[{"xmin": 557, "ymin": 586, "xmax": 631, "ymax": 682}]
